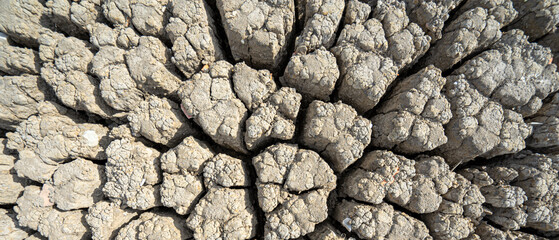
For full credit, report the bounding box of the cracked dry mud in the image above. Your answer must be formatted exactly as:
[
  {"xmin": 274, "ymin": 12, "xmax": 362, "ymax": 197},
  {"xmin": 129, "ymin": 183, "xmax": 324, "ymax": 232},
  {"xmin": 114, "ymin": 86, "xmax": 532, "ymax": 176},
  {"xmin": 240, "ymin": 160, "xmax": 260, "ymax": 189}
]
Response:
[{"xmin": 1, "ymin": 0, "xmax": 559, "ymax": 240}]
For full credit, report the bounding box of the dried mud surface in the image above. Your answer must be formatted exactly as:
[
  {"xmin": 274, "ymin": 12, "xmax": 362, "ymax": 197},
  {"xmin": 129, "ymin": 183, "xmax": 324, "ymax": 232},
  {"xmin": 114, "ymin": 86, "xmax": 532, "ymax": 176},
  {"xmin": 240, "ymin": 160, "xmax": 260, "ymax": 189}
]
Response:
[{"xmin": 1, "ymin": 0, "xmax": 559, "ymax": 239}]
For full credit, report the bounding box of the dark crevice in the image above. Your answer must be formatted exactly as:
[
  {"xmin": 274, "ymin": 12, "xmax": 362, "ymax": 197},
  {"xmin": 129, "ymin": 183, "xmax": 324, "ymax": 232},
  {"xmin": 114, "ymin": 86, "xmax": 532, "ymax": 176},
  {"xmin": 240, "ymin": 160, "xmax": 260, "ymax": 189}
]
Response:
[
  {"xmin": 530, "ymin": 32, "xmax": 552, "ymax": 44},
  {"xmin": 338, "ymin": 196, "xmax": 425, "ymax": 223},
  {"xmin": 518, "ymin": 227, "xmax": 557, "ymax": 238},
  {"xmin": 482, "ymin": 217, "xmax": 555, "ymax": 239},
  {"xmin": 42, "ymin": 13, "xmax": 89, "ymax": 42},
  {"xmin": 0, "ymin": 128, "xmax": 7, "ymax": 138},
  {"xmin": 5, "ymin": 37, "xmax": 38, "ymax": 50},
  {"xmin": 326, "ymin": 217, "xmax": 363, "ymax": 239},
  {"xmin": 247, "ymin": 138, "xmax": 300, "ymax": 157},
  {"xmin": 327, "ymin": 3, "xmax": 349, "ymax": 104},
  {"xmin": 167, "ymin": 60, "xmax": 189, "ymax": 82},
  {"xmin": 287, "ymin": 187, "xmax": 323, "ymax": 196},
  {"xmin": 327, "ymin": 55, "xmax": 344, "ymax": 103},
  {"xmin": 312, "ymin": 146, "xmax": 343, "ymax": 176},
  {"xmin": 440, "ymin": 46, "xmax": 488, "ymax": 77},
  {"xmin": 275, "ymin": 2, "xmax": 306, "ymax": 77},
  {"xmin": 330, "ymin": 2, "xmax": 349, "ymax": 51},
  {"xmin": 0, "ymin": 204, "xmax": 16, "ymax": 210},
  {"xmin": 245, "ymin": 150, "xmax": 266, "ymax": 239},
  {"xmin": 60, "ymin": 156, "xmax": 108, "ymax": 165},
  {"xmin": 294, "ymin": 103, "xmax": 310, "ymax": 147},
  {"xmin": 443, "ymin": 0, "xmax": 470, "ymax": 34},
  {"xmin": 524, "ymin": 145, "xmax": 559, "ymax": 155},
  {"xmin": 452, "ymin": 153, "xmax": 515, "ymax": 172},
  {"xmin": 339, "ymin": 196, "xmax": 372, "ymax": 207},
  {"xmin": 404, "ymin": 0, "xmax": 473, "ymax": 77},
  {"xmin": 387, "ymin": 199, "xmax": 424, "ymax": 222},
  {"xmin": 362, "ymin": 73, "xmax": 404, "ymax": 119},
  {"xmin": 204, "ymin": 0, "xmax": 236, "ymax": 64},
  {"xmin": 136, "ymin": 136, "xmax": 171, "ymax": 155},
  {"xmin": 502, "ymin": 15, "xmax": 527, "ymax": 34},
  {"xmin": 225, "ymin": 185, "xmax": 251, "ymax": 190}
]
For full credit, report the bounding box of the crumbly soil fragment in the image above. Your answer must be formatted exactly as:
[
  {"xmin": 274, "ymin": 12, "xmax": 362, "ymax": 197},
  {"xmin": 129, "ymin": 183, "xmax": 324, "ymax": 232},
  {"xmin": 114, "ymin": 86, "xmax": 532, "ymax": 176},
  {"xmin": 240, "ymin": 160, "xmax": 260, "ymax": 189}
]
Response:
[
  {"xmin": 253, "ymin": 143, "xmax": 336, "ymax": 239},
  {"xmin": 334, "ymin": 200, "xmax": 432, "ymax": 240},
  {"xmin": 216, "ymin": 0, "xmax": 295, "ymax": 70},
  {"xmin": 185, "ymin": 149, "xmax": 256, "ymax": 239},
  {"xmin": 103, "ymin": 138, "xmax": 162, "ymax": 210},
  {"xmin": 449, "ymin": 30, "xmax": 559, "ymax": 117},
  {"xmin": 0, "ymin": 0, "xmax": 48, "ymax": 47},
  {"xmin": 438, "ymin": 30, "xmax": 559, "ymax": 165},
  {"xmin": 422, "ymin": 7, "xmax": 505, "ymax": 71},
  {"xmin": 294, "ymin": 0, "xmax": 345, "ymax": 54},
  {"xmin": 301, "ymin": 100, "xmax": 372, "ymax": 172},
  {"xmin": 244, "ymin": 87, "xmax": 302, "ymax": 150},
  {"xmin": 307, "ymin": 222, "xmax": 347, "ymax": 240},
  {"xmin": 371, "ymin": 66, "xmax": 451, "ymax": 154},
  {"xmin": 0, "ymin": 75, "xmax": 51, "ymax": 131},
  {"xmin": 474, "ymin": 221, "xmax": 547, "ymax": 240},
  {"xmin": 159, "ymin": 135, "xmax": 256, "ymax": 239},
  {"xmin": 526, "ymin": 92, "xmax": 559, "ymax": 152},
  {"xmin": 0, "ymin": 209, "xmax": 31, "ymax": 240},
  {"xmin": 423, "ymin": 173, "xmax": 486, "ymax": 239},
  {"xmin": 232, "ymin": 62, "xmax": 277, "ymax": 111},
  {"xmin": 0, "ymin": 41, "xmax": 40, "ymax": 75},
  {"xmin": 14, "ymin": 185, "xmax": 90, "ymax": 239},
  {"xmin": 70, "ymin": 0, "xmax": 106, "ymax": 32},
  {"xmin": 46, "ymin": 158, "xmax": 105, "ymax": 210},
  {"xmin": 462, "ymin": 151, "xmax": 559, "ymax": 232},
  {"xmin": 203, "ymin": 153, "xmax": 251, "ymax": 188},
  {"xmin": 160, "ymin": 136, "xmax": 214, "ymax": 215},
  {"xmin": 45, "ymin": 0, "xmax": 86, "ymax": 37},
  {"xmin": 439, "ymin": 75, "xmax": 532, "ymax": 166},
  {"xmin": 282, "ymin": 48, "xmax": 340, "ymax": 101},
  {"xmin": 128, "ymin": 95, "xmax": 199, "ymax": 146},
  {"xmin": 178, "ymin": 61, "xmax": 249, "ymax": 154},
  {"xmin": 165, "ymin": 0, "xmax": 224, "ymax": 78},
  {"xmin": 508, "ymin": 0, "xmax": 559, "ymax": 40},
  {"xmin": 86, "ymin": 201, "xmax": 139, "ymax": 240},
  {"xmin": 125, "ymin": 36, "xmax": 183, "ymax": 98},
  {"xmin": 7, "ymin": 103, "xmax": 110, "ymax": 183},
  {"xmin": 402, "ymin": 0, "xmax": 464, "ymax": 42},
  {"xmin": 88, "ymin": 22, "xmax": 140, "ymax": 49},
  {"xmin": 0, "ymin": 138, "xmax": 26, "ymax": 205},
  {"xmin": 332, "ymin": 0, "xmax": 431, "ymax": 112},
  {"xmin": 456, "ymin": 0, "xmax": 518, "ymax": 26},
  {"xmin": 186, "ymin": 187, "xmax": 257, "ymax": 240},
  {"xmin": 90, "ymin": 45, "xmax": 144, "ymax": 112},
  {"xmin": 39, "ymin": 30, "xmax": 118, "ymax": 118},
  {"xmin": 115, "ymin": 211, "xmax": 192, "ymax": 240},
  {"xmin": 343, "ymin": 0, "xmax": 371, "ymax": 25},
  {"xmin": 343, "ymin": 151, "xmax": 455, "ymax": 214},
  {"xmin": 102, "ymin": 0, "xmax": 171, "ymax": 38}
]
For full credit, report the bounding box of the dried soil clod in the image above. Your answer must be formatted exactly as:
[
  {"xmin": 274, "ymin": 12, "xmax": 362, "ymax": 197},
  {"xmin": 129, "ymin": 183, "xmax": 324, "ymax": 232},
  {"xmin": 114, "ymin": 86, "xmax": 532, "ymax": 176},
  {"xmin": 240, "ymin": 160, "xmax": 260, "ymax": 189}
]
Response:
[
  {"xmin": 371, "ymin": 65, "xmax": 451, "ymax": 154},
  {"xmin": 115, "ymin": 211, "xmax": 192, "ymax": 240},
  {"xmin": 301, "ymin": 100, "xmax": 372, "ymax": 172},
  {"xmin": 253, "ymin": 143, "xmax": 337, "ymax": 239},
  {"xmin": 215, "ymin": 0, "xmax": 295, "ymax": 71},
  {"xmin": 334, "ymin": 200, "xmax": 432, "ymax": 240},
  {"xmin": 178, "ymin": 61, "xmax": 249, "ymax": 154},
  {"xmin": 128, "ymin": 95, "xmax": 199, "ymax": 147},
  {"xmin": 103, "ymin": 138, "xmax": 162, "ymax": 210}
]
